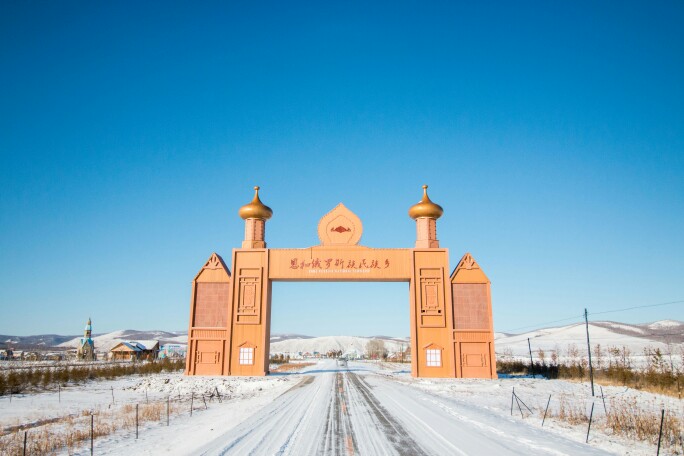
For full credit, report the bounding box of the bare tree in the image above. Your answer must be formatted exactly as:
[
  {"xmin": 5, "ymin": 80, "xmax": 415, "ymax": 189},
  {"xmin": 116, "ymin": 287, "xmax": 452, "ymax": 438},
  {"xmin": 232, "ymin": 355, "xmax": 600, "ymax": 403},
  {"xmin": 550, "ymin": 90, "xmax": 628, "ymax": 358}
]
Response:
[
  {"xmin": 537, "ymin": 348, "xmax": 546, "ymax": 365},
  {"xmin": 365, "ymin": 339, "xmax": 387, "ymax": 360},
  {"xmin": 593, "ymin": 344, "xmax": 604, "ymax": 370}
]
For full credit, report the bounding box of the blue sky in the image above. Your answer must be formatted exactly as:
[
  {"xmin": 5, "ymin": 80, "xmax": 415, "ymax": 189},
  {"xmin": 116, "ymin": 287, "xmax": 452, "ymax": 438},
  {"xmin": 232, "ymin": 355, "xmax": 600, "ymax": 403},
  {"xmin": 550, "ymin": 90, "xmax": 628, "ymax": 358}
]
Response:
[{"xmin": 1, "ymin": 2, "xmax": 683, "ymax": 337}]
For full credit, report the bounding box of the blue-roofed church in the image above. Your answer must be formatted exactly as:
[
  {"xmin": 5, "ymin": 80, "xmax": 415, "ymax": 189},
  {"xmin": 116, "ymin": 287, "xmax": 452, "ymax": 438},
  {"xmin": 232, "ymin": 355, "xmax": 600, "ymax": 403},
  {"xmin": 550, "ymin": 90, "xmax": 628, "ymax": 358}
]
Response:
[{"xmin": 77, "ymin": 318, "xmax": 95, "ymax": 361}]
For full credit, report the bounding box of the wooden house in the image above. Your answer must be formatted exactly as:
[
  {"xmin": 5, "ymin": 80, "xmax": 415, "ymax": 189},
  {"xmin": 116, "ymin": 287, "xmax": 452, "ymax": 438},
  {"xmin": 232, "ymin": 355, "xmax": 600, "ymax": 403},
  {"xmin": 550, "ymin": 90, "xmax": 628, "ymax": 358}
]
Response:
[{"xmin": 109, "ymin": 340, "xmax": 159, "ymax": 361}]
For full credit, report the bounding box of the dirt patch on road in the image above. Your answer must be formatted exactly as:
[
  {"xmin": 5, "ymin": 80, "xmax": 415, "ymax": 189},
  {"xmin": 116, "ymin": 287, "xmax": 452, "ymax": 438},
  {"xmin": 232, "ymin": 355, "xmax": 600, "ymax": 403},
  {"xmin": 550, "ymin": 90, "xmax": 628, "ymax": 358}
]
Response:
[
  {"xmin": 270, "ymin": 362, "xmax": 316, "ymax": 372},
  {"xmin": 283, "ymin": 376, "xmax": 315, "ymax": 394}
]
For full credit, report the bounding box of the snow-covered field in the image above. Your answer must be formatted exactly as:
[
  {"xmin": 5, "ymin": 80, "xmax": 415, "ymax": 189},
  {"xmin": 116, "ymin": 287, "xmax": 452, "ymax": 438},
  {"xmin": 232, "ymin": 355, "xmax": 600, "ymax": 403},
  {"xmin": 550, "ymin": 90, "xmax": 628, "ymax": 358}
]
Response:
[{"xmin": 1, "ymin": 360, "xmax": 681, "ymax": 455}]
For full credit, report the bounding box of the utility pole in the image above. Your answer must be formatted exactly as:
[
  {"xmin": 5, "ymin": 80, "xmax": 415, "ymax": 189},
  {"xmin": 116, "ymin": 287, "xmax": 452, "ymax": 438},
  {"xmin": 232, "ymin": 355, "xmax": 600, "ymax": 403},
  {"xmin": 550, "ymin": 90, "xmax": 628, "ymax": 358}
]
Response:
[
  {"xmin": 585, "ymin": 308, "xmax": 595, "ymax": 396},
  {"xmin": 527, "ymin": 338, "xmax": 534, "ymax": 376}
]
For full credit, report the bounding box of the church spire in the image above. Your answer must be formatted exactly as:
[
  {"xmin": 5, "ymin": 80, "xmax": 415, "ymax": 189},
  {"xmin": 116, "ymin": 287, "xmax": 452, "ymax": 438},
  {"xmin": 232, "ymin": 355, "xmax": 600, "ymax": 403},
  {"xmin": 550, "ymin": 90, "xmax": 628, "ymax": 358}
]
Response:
[{"xmin": 85, "ymin": 317, "xmax": 92, "ymax": 339}]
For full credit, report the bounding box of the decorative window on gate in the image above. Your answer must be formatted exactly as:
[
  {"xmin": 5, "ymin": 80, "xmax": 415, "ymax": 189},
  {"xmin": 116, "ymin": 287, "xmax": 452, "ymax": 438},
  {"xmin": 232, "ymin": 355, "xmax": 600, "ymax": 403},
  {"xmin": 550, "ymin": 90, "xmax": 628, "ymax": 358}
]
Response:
[
  {"xmin": 239, "ymin": 347, "xmax": 254, "ymax": 365},
  {"xmin": 426, "ymin": 349, "xmax": 441, "ymax": 367}
]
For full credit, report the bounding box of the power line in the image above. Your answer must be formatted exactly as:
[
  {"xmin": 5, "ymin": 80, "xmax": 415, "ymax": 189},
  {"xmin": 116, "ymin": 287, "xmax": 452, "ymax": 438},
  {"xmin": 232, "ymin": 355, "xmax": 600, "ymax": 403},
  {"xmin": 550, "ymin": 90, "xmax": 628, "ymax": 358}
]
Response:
[
  {"xmin": 642, "ymin": 332, "xmax": 683, "ymax": 338},
  {"xmin": 500, "ymin": 315, "xmax": 583, "ymax": 333},
  {"xmin": 589, "ymin": 299, "xmax": 684, "ymax": 316},
  {"xmin": 499, "ymin": 299, "xmax": 683, "ymax": 335}
]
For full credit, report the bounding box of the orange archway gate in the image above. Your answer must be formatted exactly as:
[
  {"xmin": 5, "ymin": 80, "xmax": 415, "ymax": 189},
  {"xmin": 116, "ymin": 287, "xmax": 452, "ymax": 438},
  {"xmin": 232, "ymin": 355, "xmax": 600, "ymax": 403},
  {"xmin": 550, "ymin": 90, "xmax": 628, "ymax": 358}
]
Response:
[{"xmin": 186, "ymin": 187, "xmax": 497, "ymax": 379}]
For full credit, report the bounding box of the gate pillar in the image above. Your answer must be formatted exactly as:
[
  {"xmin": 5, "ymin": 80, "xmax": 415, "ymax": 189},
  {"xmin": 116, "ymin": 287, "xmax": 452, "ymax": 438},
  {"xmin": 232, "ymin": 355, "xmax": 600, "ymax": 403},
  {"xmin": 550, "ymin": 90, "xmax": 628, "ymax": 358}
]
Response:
[
  {"xmin": 222, "ymin": 188, "xmax": 274, "ymax": 375},
  {"xmin": 226, "ymin": 248, "xmax": 272, "ymax": 375},
  {"xmin": 408, "ymin": 187, "xmax": 457, "ymax": 378},
  {"xmin": 451, "ymin": 253, "xmax": 497, "ymax": 378},
  {"xmin": 185, "ymin": 253, "xmax": 232, "ymax": 376},
  {"xmin": 409, "ymin": 249, "xmax": 456, "ymax": 378}
]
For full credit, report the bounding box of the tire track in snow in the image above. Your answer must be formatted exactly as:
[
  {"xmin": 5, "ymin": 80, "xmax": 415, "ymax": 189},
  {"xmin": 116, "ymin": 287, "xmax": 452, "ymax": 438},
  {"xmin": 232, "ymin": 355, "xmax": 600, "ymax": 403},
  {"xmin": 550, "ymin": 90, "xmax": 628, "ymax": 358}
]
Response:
[
  {"xmin": 422, "ymin": 397, "xmax": 572, "ymax": 456},
  {"xmin": 346, "ymin": 372, "xmax": 428, "ymax": 456},
  {"xmin": 318, "ymin": 372, "xmax": 358, "ymax": 455},
  {"xmin": 362, "ymin": 372, "xmax": 613, "ymax": 456},
  {"xmin": 337, "ymin": 373, "xmax": 358, "ymax": 456},
  {"xmin": 319, "ymin": 377, "xmax": 336, "ymax": 454},
  {"xmin": 201, "ymin": 375, "xmax": 327, "ymax": 455}
]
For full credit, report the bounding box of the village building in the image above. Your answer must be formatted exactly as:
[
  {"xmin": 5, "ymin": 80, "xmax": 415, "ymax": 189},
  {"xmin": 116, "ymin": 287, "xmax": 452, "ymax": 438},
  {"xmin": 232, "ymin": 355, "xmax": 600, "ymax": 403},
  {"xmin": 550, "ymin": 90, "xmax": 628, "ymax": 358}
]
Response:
[
  {"xmin": 159, "ymin": 343, "xmax": 186, "ymax": 359},
  {"xmin": 109, "ymin": 340, "xmax": 159, "ymax": 361},
  {"xmin": 0, "ymin": 346, "xmax": 13, "ymax": 360},
  {"xmin": 77, "ymin": 318, "xmax": 95, "ymax": 361}
]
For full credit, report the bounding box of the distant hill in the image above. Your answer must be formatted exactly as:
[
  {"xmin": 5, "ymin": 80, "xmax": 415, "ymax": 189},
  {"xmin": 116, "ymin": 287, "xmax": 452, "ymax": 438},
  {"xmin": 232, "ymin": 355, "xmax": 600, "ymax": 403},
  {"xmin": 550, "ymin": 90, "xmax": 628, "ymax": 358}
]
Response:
[
  {"xmin": 270, "ymin": 334, "xmax": 410, "ymax": 357},
  {"xmin": 270, "ymin": 334, "xmax": 314, "ymax": 343},
  {"xmin": 57, "ymin": 329, "xmax": 188, "ymax": 352},
  {"xmin": 495, "ymin": 320, "xmax": 683, "ymax": 362},
  {"xmin": 1, "ymin": 334, "xmax": 77, "ymax": 350}
]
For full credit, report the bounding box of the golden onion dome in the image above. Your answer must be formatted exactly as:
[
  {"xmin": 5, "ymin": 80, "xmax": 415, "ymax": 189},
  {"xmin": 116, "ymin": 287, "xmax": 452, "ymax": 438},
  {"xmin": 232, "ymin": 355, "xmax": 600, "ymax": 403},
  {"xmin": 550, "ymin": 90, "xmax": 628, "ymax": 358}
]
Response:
[
  {"xmin": 408, "ymin": 185, "xmax": 443, "ymax": 220},
  {"xmin": 238, "ymin": 186, "xmax": 273, "ymax": 220}
]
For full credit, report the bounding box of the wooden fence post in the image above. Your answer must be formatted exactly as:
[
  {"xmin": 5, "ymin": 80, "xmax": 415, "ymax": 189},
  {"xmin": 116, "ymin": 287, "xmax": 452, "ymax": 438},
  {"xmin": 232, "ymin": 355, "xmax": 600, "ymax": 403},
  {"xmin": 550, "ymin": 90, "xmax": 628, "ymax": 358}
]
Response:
[
  {"xmin": 542, "ymin": 395, "xmax": 552, "ymax": 427},
  {"xmin": 600, "ymin": 386, "xmax": 607, "ymax": 416},
  {"xmin": 515, "ymin": 394, "xmax": 524, "ymax": 418},
  {"xmin": 586, "ymin": 402, "xmax": 595, "ymax": 443},
  {"xmin": 90, "ymin": 414, "xmax": 94, "ymax": 455},
  {"xmin": 657, "ymin": 409, "xmax": 665, "ymax": 455}
]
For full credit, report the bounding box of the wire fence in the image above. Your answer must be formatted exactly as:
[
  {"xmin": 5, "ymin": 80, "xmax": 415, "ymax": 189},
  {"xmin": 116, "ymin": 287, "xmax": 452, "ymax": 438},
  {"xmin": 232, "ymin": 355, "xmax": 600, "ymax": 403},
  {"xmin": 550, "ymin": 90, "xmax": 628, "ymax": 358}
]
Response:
[
  {"xmin": 0, "ymin": 383, "xmax": 226, "ymax": 455},
  {"xmin": 508, "ymin": 385, "xmax": 683, "ymax": 454}
]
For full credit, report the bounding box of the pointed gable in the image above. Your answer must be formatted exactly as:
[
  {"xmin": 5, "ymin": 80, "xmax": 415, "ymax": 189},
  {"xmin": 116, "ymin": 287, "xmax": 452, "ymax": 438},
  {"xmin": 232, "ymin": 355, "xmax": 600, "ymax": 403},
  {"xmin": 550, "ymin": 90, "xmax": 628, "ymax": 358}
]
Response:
[
  {"xmin": 422, "ymin": 342, "xmax": 443, "ymax": 350},
  {"xmin": 451, "ymin": 253, "xmax": 489, "ymax": 284},
  {"xmin": 194, "ymin": 252, "xmax": 231, "ymax": 282}
]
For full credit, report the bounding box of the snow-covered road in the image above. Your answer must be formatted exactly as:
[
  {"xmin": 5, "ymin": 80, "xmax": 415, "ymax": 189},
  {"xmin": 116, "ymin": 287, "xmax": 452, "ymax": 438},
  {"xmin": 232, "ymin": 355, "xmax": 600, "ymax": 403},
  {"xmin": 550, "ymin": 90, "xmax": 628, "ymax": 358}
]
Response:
[{"xmin": 197, "ymin": 360, "xmax": 611, "ymax": 456}]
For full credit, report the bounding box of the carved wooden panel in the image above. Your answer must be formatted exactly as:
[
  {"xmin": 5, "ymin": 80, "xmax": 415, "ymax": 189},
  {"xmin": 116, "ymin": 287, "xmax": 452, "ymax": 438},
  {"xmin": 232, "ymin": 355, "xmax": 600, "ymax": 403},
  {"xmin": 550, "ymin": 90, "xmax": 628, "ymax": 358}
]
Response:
[
  {"xmin": 317, "ymin": 203, "xmax": 363, "ymax": 246},
  {"xmin": 453, "ymin": 283, "xmax": 489, "ymax": 330},
  {"xmin": 419, "ymin": 268, "xmax": 446, "ymax": 327},
  {"xmin": 459, "ymin": 342, "xmax": 491, "ymax": 378},
  {"xmin": 236, "ymin": 268, "xmax": 262, "ymax": 324},
  {"xmin": 203, "ymin": 253, "xmax": 225, "ymax": 270},
  {"xmin": 194, "ymin": 283, "xmax": 229, "ymax": 327},
  {"xmin": 462, "ymin": 353, "xmax": 487, "ymax": 367},
  {"xmin": 193, "ymin": 340, "xmax": 222, "ymax": 375},
  {"xmin": 196, "ymin": 351, "xmax": 220, "ymax": 364},
  {"xmin": 454, "ymin": 331, "xmax": 490, "ymax": 342},
  {"xmin": 192, "ymin": 329, "xmax": 227, "ymax": 339}
]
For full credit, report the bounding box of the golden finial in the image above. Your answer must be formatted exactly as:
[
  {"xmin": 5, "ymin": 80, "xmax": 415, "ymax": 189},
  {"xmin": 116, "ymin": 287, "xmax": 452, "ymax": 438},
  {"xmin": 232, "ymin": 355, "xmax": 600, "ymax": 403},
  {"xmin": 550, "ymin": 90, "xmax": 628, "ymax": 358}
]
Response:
[
  {"xmin": 238, "ymin": 186, "xmax": 273, "ymax": 220},
  {"xmin": 408, "ymin": 185, "xmax": 443, "ymax": 220}
]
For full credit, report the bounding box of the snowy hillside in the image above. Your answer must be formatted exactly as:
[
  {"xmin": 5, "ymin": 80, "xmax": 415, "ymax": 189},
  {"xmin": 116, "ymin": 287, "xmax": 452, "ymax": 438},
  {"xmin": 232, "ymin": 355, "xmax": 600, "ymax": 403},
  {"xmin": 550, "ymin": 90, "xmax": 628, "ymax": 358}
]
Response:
[
  {"xmin": 58, "ymin": 329, "xmax": 187, "ymax": 352},
  {"xmin": 0, "ymin": 334, "xmax": 77, "ymax": 348},
  {"xmin": 52, "ymin": 330, "xmax": 410, "ymax": 359},
  {"xmin": 495, "ymin": 320, "xmax": 683, "ymax": 364},
  {"xmin": 270, "ymin": 335, "xmax": 409, "ymax": 358}
]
